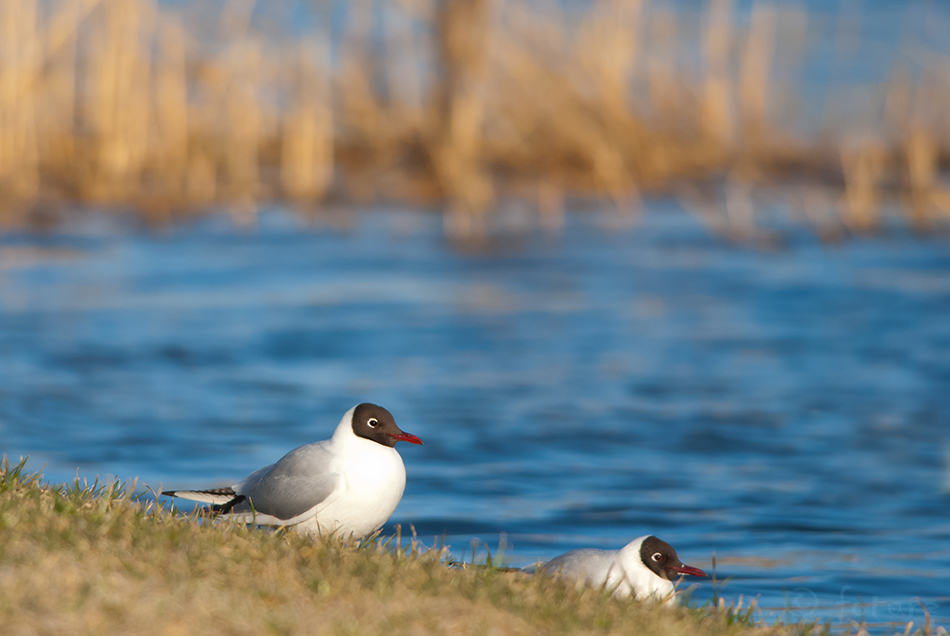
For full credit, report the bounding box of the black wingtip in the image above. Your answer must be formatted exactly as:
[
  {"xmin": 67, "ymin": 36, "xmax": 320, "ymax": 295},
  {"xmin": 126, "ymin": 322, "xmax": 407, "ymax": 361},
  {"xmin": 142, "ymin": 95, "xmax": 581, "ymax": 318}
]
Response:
[
  {"xmin": 212, "ymin": 495, "xmax": 247, "ymax": 516},
  {"xmin": 197, "ymin": 487, "xmax": 237, "ymax": 497}
]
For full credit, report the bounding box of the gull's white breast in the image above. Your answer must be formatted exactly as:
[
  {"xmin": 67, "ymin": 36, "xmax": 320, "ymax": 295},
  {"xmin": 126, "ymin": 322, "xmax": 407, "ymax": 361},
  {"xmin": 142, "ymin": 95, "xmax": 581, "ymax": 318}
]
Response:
[{"xmin": 298, "ymin": 435, "xmax": 407, "ymax": 537}]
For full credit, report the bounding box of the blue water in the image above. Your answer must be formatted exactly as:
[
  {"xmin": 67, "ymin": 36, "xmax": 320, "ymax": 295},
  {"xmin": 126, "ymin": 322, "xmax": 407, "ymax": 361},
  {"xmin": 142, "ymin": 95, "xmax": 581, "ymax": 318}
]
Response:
[{"xmin": 1, "ymin": 206, "xmax": 949, "ymax": 631}]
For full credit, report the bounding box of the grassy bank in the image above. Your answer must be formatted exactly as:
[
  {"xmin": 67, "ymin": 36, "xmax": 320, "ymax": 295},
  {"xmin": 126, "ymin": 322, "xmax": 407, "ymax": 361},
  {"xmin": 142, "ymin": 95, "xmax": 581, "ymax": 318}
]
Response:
[
  {"xmin": 1, "ymin": 0, "xmax": 949, "ymax": 238},
  {"xmin": 0, "ymin": 459, "xmax": 787, "ymax": 636}
]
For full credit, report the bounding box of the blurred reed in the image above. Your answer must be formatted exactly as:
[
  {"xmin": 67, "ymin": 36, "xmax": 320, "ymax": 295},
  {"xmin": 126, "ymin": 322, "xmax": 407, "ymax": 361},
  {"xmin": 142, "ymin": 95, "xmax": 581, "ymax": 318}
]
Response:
[{"xmin": 1, "ymin": 0, "xmax": 949, "ymax": 238}]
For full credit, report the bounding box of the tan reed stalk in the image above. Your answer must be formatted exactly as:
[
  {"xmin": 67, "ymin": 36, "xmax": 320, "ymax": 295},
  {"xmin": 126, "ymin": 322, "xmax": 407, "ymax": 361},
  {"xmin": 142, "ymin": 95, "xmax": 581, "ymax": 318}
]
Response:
[
  {"xmin": 703, "ymin": 0, "xmax": 734, "ymax": 149},
  {"xmin": 839, "ymin": 141, "xmax": 887, "ymax": 231},
  {"xmin": 0, "ymin": 0, "xmax": 41, "ymax": 203},
  {"xmin": 281, "ymin": 37, "xmax": 333, "ymax": 202},
  {"xmin": 434, "ymin": 0, "xmax": 494, "ymax": 239},
  {"xmin": 150, "ymin": 14, "xmax": 188, "ymax": 204},
  {"xmin": 41, "ymin": 0, "xmax": 93, "ymax": 180},
  {"xmin": 646, "ymin": 6, "xmax": 683, "ymax": 125},
  {"xmin": 82, "ymin": 0, "xmax": 156, "ymax": 200},
  {"xmin": 739, "ymin": 3, "xmax": 776, "ymax": 147}
]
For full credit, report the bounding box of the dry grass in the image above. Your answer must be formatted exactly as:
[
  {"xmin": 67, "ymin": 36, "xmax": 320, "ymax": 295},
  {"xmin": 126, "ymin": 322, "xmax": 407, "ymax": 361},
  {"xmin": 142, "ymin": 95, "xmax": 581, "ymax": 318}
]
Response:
[
  {"xmin": 1, "ymin": 0, "xmax": 950, "ymax": 239},
  {"xmin": 0, "ymin": 458, "xmax": 806, "ymax": 636}
]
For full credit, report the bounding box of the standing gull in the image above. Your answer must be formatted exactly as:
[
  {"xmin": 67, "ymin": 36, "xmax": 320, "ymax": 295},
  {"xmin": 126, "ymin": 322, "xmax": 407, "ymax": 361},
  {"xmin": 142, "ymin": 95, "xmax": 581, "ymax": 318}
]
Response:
[
  {"xmin": 524, "ymin": 535, "xmax": 706, "ymax": 602},
  {"xmin": 162, "ymin": 403, "xmax": 423, "ymax": 538}
]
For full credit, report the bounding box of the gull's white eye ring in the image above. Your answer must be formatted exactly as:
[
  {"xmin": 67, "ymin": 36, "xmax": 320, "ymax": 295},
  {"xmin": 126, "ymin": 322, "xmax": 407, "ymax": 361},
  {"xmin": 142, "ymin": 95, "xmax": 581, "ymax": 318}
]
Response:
[
  {"xmin": 368, "ymin": 418, "xmax": 379, "ymax": 428},
  {"xmin": 652, "ymin": 553, "xmax": 663, "ymax": 562}
]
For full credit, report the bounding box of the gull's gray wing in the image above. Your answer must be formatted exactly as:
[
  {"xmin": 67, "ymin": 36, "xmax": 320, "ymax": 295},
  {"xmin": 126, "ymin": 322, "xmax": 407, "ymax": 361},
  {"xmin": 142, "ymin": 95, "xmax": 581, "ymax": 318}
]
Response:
[
  {"xmin": 541, "ymin": 549, "xmax": 616, "ymax": 579},
  {"xmin": 230, "ymin": 442, "xmax": 343, "ymax": 521}
]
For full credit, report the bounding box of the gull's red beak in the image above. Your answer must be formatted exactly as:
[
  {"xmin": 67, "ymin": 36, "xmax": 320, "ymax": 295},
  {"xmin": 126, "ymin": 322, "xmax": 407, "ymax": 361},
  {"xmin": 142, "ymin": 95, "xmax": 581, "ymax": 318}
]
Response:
[
  {"xmin": 388, "ymin": 432, "xmax": 423, "ymax": 445},
  {"xmin": 672, "ymin": 564, "xmax": 707, "ymax": 577}
]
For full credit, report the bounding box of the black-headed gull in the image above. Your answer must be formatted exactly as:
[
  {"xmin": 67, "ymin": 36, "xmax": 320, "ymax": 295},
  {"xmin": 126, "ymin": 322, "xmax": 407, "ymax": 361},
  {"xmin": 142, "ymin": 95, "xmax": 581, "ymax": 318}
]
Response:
[
  {"xmin": 524, "ymin": 535, "xmax": 707, "ymax": 602},
  {"xmin": 162, "ymin": 403, "xmax": 422, "ymax": 538}
]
